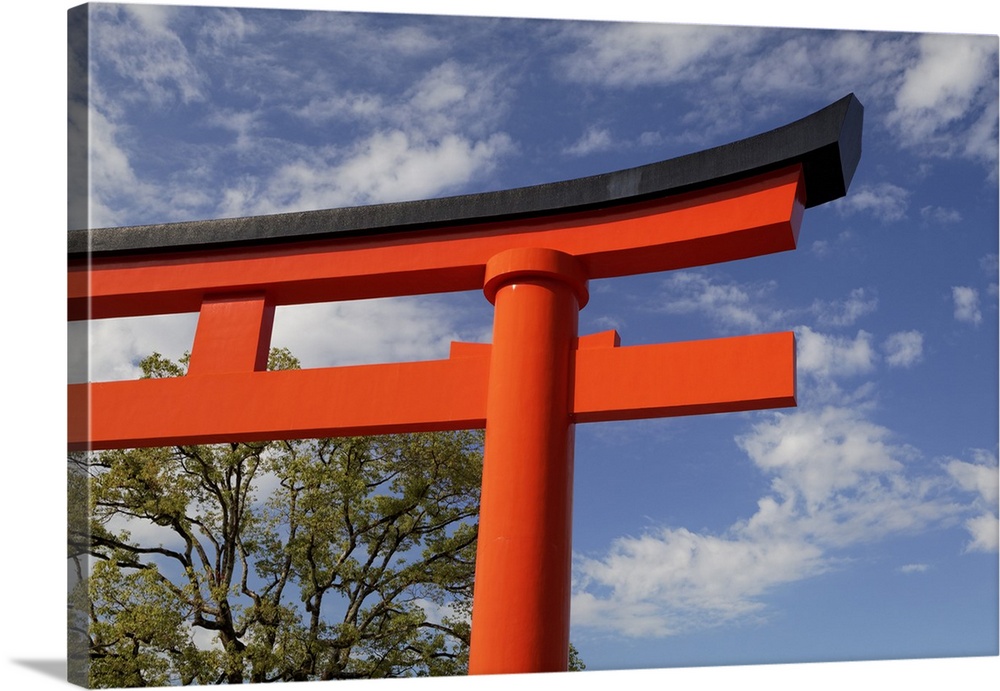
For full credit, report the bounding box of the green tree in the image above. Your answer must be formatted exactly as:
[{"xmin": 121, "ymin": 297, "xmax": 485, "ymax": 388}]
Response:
[{"xmin": 70, "ymin": 349, "xmax": 486, "ymax": 686}]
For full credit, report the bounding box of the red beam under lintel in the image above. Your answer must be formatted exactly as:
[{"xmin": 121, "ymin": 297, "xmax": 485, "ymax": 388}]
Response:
[{"xmin": 574, "ymin": 331, "xmax": 796, "ymax": 422}]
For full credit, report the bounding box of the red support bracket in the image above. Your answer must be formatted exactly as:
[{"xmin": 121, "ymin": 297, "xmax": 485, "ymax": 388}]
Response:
[{"xmin": 187, "ymin": 293, "xmax": 275, "ymax": 375}]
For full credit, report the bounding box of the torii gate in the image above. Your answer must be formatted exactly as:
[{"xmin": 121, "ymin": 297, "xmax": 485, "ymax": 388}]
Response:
[{"xmin": 69, "ymin": 94, "xmax": 862, "ymax": 675}]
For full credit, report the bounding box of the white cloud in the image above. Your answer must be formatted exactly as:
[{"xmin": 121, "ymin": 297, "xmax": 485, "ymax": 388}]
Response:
[
  {"xmin": 295, "ymin": 92, "xmax": 387, "ymax": 125},
  {"xmin": 962, "ymin": 98, "xmax": 1000, "ymax": 175},
  {"xmin": 196, "ymin": 7, "xmax": 255, "ymax": 50},
  {"xmin": 964, "ymin": 513, "xmax": 1000, "ymax": 553},
  {"xmin": 889, "ymin": 33, "xmax": 999, "ymax": 166},
  {"xmin": 204, "ymin": 109, "xmax": 260, "ymax": 155},
  {"xmin": 734, "ymin": 408, "xmax": 955, "ymax": 553},
  {"xmin": 564, "ymin": 126, "xmax": 615, "ymax": 156},
  {"xmin": 288, "ymin": 13, "xmax": 445, "ymax": 60},
  {"xmin": 952, "ymin": 286, "xmax": 983, "ymax": 325},
  {"xmin": 92, "ymin": 4, "xmax": 208, "ymax": 107},
  {"xmin": 655, "ymin": 271, "xmax": 782, "ymax": 332},
  {"xmin": 810, "ymin": 240, "xmax": 830, "ymax": 258},
  {"xmin": 88, "ymin": 7, "xmax": 519, "ymax": 225},
  {"xmin": 87, "ymin": 108, "xmax": 146, "ymax": 228},
  {"xmin": 737, "ymin": 406, "xmax": 905, "ymax": 510},
  {"xmin": 409, "ymin": 66, "xmax": 466, "ymax": 111},
  {"xmin": 946, "ymin": 453, "xmax": 999, "ymax": 507},
  {"xmin": 382, "ymin": 25, "xmax": 449, "ymax": 57},
  {"xmin": 573, "ymin": 528, "xmax": 824, "ymax": 637},
  {"xmin": 900, "ymin": 563, "xmax": 929, "ymax": 574},
  {"xmin": 212, "ymin": 58, "xmax": 515, "ymax": 216},
  {"xmin": 574, "ymin": 404, "xmax": 968, "ymax": 637},
  {"xmin": 981, "ymin": 253, "xmax": 999, "ymax": 275},
  {"xmin": 920, "ymin": 205, "xmax": 963, "ymax": 224},
  {"xmin": 87, "ymin": 102, "xmax": 218, "ymax": 226},
  {"xmin": 980, "ymin": 256, "xmax": 1000, "ymax": 303},
  {"xmin": 414, "ymin": 598, "xmax": 469, "ymax": 627},
  {"xmin": 190, "ymin": 623, "xmax": 223, "ymax": 652},
  {"xmin": 556, "ymin": 27, "xmax": 995, "ymax": 171},
  {"xmin": 237, "ymin": 130, "xmax": 513, "ymax": 215},
  {"xmin": 952, "ymin": 449, "xmax": 1000, "ymax": 553},
  {"xmin": 732, "ymin": 31, "xmax": 917, "ymax": 108},
  {"xmin": 832, "ymin": 182, "xmax": 910, "ymax": 223},
  {"xmin": 270, "ymin": 297, "xmax": 472, "ymax": 369},
  {"xmin": 812, "ymin": 288, "xmax": 878, "ymax": 327},
  {"xmin": 795, "ymin": 327, "xmax": 876, "ymax": 380},
  {"xmin": 403, "ymin": 61, "xmax": 510, "ymax": 138},
  {"xmin": 638, "ymin": 131, "xmax": 665, "ymax": 147},
  {"xmin": 70, "ymin": 313, "xmax": 199, "ymax": 384},
  {"xmin": 559, "ymin": 23, "xmax": 756, "ymax": 88},
  {"xmin": 893, "ymin": 34, "xmax": 994, "ymax": 114},
  {"xmin": 883, "ymin": 330, "xmax": 924, "ymax": 368},
  {"xmin": 103, "ymin": 506, "xmax": 187, "ymax": 553}
]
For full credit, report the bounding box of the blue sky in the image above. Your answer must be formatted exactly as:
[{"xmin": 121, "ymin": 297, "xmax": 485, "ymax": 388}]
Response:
[{"xmin": 3, "ymin": 2, "xmax": 998, "ymax": 690}]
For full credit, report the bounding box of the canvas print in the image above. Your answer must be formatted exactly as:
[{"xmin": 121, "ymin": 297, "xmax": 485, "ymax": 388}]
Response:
[{"xmin": 67, "ymin": 3, "xmax": 998, "ymax": 688}]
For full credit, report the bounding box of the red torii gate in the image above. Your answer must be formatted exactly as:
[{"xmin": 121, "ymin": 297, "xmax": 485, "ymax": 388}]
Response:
[{"xmin": 69, "ymin": 95, "xmax": 862, "ymax": 675}]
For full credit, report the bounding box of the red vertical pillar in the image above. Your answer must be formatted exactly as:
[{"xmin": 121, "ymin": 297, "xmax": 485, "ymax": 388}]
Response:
[{"xmin": 468, "ymin": 248, "xmax": 589, "ymax": 674}]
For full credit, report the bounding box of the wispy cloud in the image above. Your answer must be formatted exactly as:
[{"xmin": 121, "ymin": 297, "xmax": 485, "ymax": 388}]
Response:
[
  {"xmin": 573, "ymin": 526, "xmax": 824, "ymax": 637},
  {"xmin": 952, "ymin": 286, "xmax": 983, "ymax": 325},
  {"xmin": 70, "ymin": 314, "xmax": 199, "ymax": 384},
  {"xmin": 232, "ymin": 129, "xmax": 514, "ymax": 216},
  {"xmin": 882, "ymin": 330, "xmax": 924, "ymax": 368},
  {"xmin": 832, "ymin": 182, "xmax": 910, "ymax": 223},
  {"xmin": 88, "ymin": 9, "xmax": 520, "ymax": 225},
  {"xmin": 963, "ymin": 513, "xmax": 1000, "ymax": 553},
  {"xmin": 557, "ymin": 22, "xmax": 757, "ymax": 89},
  {"xmin": 271, "ymin": 296, "xmax": 482, "ymax": 369},
  {"xmin": 91, "ymin": 4, "xmax": 208, "ymax": 107},
  {"xmin": 920, "ymin": 205, "xmax": 964, "ymax": 225},
  {"xmin": 946, "ymin": 450, "xmax": 1000, "ymax": 553},
  {"xmin": 811, "ymin": 288, "xmax": 878, "ymax": 328},
  {"xmin": 573, "ymin": 402, "xmax": 970, "ymax": 637},
  {"xmin": 795, "ymin": 327, "xmax": 877, "ymax": 380},
  {"xmin": 558, "ymin": 25, "xmax": 997, "ymax": 175},
  {"xmin": 980, "ymin": 253, "xmax": 999, "ymax": 275},
  {"xmin": 653, "ymin": 270, "xmax": 784, "ymax": 332},
  {"xmin": 738, "ymin": 406, "xmax": 909, "ymax": 512},
  {"xmin": 888, "ymin": 33, "xmax": 999, "ymax": 167},
  {"xmin": 564, "ymin": 126, "xmax": 615, "ymax": 156},
  {"xmin": 946, "ymin": 452, "xmax": 999, "ymax": 506}
]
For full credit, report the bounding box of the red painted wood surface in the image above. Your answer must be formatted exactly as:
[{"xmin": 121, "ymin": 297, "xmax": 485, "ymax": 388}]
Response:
[
  {"xmin": 68, "ymin": 167, "xmax": 804, "ymax": 320},
  {"xmin": 469, "ymin": 248, "xmax": 585, "ymax": 673},
  {"xmin": 69, "ymin": 331, "xmax": 794, "ymax": 451}
]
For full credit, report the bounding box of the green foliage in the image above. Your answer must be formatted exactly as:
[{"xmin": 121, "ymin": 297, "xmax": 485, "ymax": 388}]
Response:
[{"xmin": 72, "ymin": 349, "xmax": 487, "ymax": 686}]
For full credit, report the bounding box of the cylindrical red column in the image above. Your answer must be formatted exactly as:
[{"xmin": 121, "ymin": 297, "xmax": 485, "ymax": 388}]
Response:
[{"xmin": 468, "ymin": 248, "xmax": 589, "ymax": 675}]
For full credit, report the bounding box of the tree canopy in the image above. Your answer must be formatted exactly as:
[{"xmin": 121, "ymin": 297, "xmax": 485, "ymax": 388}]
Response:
[{"xmin": 69, "ymin": 349, "xmax": 495, "ymax": 686}]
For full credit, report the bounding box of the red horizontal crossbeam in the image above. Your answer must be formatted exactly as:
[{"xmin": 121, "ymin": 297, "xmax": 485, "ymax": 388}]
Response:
[
  {"xmin": 68, "ymin": 331, "xmax": 795, "ymax": 451},
  {"xmin": 68, "ymin": 167, "xmax": 804, "ymax": 321},
  {"xmin": 574, "ymin": 331, "xmax": 796, "ymax": 422}
]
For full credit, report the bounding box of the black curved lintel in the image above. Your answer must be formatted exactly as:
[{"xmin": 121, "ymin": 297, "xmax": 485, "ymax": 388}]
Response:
[{"xmin": 69, "ymin": 94, "xmax": 862, "ymax": 258}]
